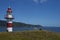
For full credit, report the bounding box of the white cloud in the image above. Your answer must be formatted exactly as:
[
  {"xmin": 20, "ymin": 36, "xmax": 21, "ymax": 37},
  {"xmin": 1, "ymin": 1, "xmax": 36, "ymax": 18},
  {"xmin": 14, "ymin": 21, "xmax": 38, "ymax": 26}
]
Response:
[
  {"xmin": 40, "ymin": 0, "xmax": 47, "ymax": 3},
  {"xmin": 33, "ymin": 0, "xmax": 39, "ymax": 3},
  {"xmin": 33, "ymin": 0, "xmax": 47, "ymax": 3}
]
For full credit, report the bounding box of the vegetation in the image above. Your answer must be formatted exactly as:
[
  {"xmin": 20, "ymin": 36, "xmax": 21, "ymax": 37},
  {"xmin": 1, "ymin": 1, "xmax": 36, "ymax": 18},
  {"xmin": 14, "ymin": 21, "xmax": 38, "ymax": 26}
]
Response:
[
  {"xmin": 0, "ymin": 30, "xmax": 60, "ymax": 40},
  {"xmin": 0, "ymin": 20, "xmax": 42, "ymax": 27}
]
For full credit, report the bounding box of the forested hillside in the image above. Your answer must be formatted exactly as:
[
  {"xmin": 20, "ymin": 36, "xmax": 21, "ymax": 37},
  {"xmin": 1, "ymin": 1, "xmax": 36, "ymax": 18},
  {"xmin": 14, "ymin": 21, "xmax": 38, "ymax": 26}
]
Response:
[{"xmin": 0, "ymin": 20, "xmax": 42, "ymax": 27}]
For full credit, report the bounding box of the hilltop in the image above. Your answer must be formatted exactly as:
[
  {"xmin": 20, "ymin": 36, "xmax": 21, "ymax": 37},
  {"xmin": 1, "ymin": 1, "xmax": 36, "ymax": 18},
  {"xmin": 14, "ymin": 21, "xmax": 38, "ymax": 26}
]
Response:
[
  {"xmin": 0, "ymin": 30, "xmax": 60, "ymax": 40},
  {"xmin": 0, "ymin": 20, "xmax": 42, "ymax": 27}
]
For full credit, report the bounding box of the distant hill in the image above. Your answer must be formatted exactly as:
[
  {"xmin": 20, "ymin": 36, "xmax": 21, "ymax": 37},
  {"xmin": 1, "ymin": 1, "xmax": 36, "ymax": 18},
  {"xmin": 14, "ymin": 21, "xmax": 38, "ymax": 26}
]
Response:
[
  {"xmin": 0, "ymin": 30, "xmax": 60, "ymax": 40},
  {"xmin": 0, "ymin": 20, "xmax": 42, "ymax": 28}
]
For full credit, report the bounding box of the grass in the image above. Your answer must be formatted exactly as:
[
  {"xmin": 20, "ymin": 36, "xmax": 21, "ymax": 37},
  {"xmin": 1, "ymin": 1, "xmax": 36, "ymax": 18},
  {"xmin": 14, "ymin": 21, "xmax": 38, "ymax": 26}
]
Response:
[{"xmin": 0, "ymin": 30, "xmax": 60, "ymax": 40}]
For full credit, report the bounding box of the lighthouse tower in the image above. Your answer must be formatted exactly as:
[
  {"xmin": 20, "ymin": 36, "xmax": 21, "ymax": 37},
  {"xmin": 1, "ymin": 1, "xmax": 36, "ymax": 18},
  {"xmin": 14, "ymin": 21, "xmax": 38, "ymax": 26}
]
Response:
[{"xmin": 5, "ymin": 6, "xmax": 14, "ymax": 32}]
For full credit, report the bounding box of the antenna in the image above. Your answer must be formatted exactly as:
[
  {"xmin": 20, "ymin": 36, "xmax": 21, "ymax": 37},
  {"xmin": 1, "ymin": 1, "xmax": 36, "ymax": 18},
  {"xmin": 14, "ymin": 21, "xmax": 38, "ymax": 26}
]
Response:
[{"xmin": 8, "ymin": 5, "xmax": 11, "ymax": 8}]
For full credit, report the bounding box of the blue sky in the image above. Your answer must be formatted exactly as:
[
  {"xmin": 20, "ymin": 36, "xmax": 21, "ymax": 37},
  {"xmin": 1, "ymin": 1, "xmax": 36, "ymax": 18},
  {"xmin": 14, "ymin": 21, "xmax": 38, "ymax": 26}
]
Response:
[{"xmin": 0, "ymin": 0, "xmax": 60, "ymax": 26}]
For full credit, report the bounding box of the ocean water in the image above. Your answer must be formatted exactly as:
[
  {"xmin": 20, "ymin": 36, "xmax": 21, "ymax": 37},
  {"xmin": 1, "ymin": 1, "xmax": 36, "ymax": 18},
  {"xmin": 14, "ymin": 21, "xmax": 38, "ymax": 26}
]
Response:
[
  {"xmin": 0, "ymin": 27, "xmax": 60, "ymax": 33},
  {"xmin": 43, "ymin": 27, "xmax": 60, "ymax": 32}
]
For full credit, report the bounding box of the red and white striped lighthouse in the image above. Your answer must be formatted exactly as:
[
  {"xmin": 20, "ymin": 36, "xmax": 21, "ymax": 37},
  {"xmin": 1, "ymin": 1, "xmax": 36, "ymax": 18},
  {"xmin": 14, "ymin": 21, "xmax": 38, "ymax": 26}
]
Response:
[{"xmin": 5, "ymin": 6, "xmax": 14, "ymax": 32}]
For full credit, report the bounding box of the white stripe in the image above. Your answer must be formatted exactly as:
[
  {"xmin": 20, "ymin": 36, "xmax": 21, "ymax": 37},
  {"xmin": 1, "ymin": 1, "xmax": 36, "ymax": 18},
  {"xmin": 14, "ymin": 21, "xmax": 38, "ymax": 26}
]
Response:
[
  {"xmin": 8, "ymin": 15, "xmax": 13, "ymax": 18},
  {"xmin": 7, "ymin": 27, "xmax": 12, "ymax": 32},
  {"xmin": 8, "ymin": 21, "xmax": 12, "ymax": 23}
]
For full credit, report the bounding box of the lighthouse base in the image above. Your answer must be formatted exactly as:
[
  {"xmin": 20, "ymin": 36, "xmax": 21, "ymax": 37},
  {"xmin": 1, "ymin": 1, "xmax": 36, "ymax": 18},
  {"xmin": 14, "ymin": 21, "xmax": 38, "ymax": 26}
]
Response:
[{"xmin": 7, "ymin": 27, "xmax": 12, "ymax": 32}]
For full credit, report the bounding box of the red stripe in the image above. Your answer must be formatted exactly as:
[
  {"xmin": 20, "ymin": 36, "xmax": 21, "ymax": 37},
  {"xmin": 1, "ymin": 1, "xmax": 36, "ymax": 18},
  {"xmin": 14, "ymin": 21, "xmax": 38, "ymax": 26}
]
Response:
[
  {"xmin": 7, "ymin": 23, "xmax": 12, "ymax": 27},
  {"xmin": 7, "ymin": 10, "xmax": 12, "ymax": 13}
]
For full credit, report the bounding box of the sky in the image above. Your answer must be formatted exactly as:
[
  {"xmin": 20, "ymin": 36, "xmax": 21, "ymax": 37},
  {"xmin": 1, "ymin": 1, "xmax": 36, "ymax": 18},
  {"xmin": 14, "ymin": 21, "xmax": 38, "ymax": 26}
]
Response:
[{"xmin": 0, "ymin": 0, "xmax": 60, "ymax": 27}]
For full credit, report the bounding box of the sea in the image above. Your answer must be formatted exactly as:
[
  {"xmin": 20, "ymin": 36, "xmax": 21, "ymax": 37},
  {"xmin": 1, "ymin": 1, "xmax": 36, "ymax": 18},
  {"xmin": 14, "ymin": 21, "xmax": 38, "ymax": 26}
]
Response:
[{"xmin": 0, "ymin": 26, "xmax": 60, "ymax": 33}]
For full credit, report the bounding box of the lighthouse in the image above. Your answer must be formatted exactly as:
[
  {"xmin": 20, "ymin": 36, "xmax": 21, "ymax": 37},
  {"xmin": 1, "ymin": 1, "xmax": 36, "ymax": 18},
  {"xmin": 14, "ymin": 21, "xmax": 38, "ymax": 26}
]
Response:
[{"xmin": 5, "ymin": 6, "xmax": 14, "ymax": 32}]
